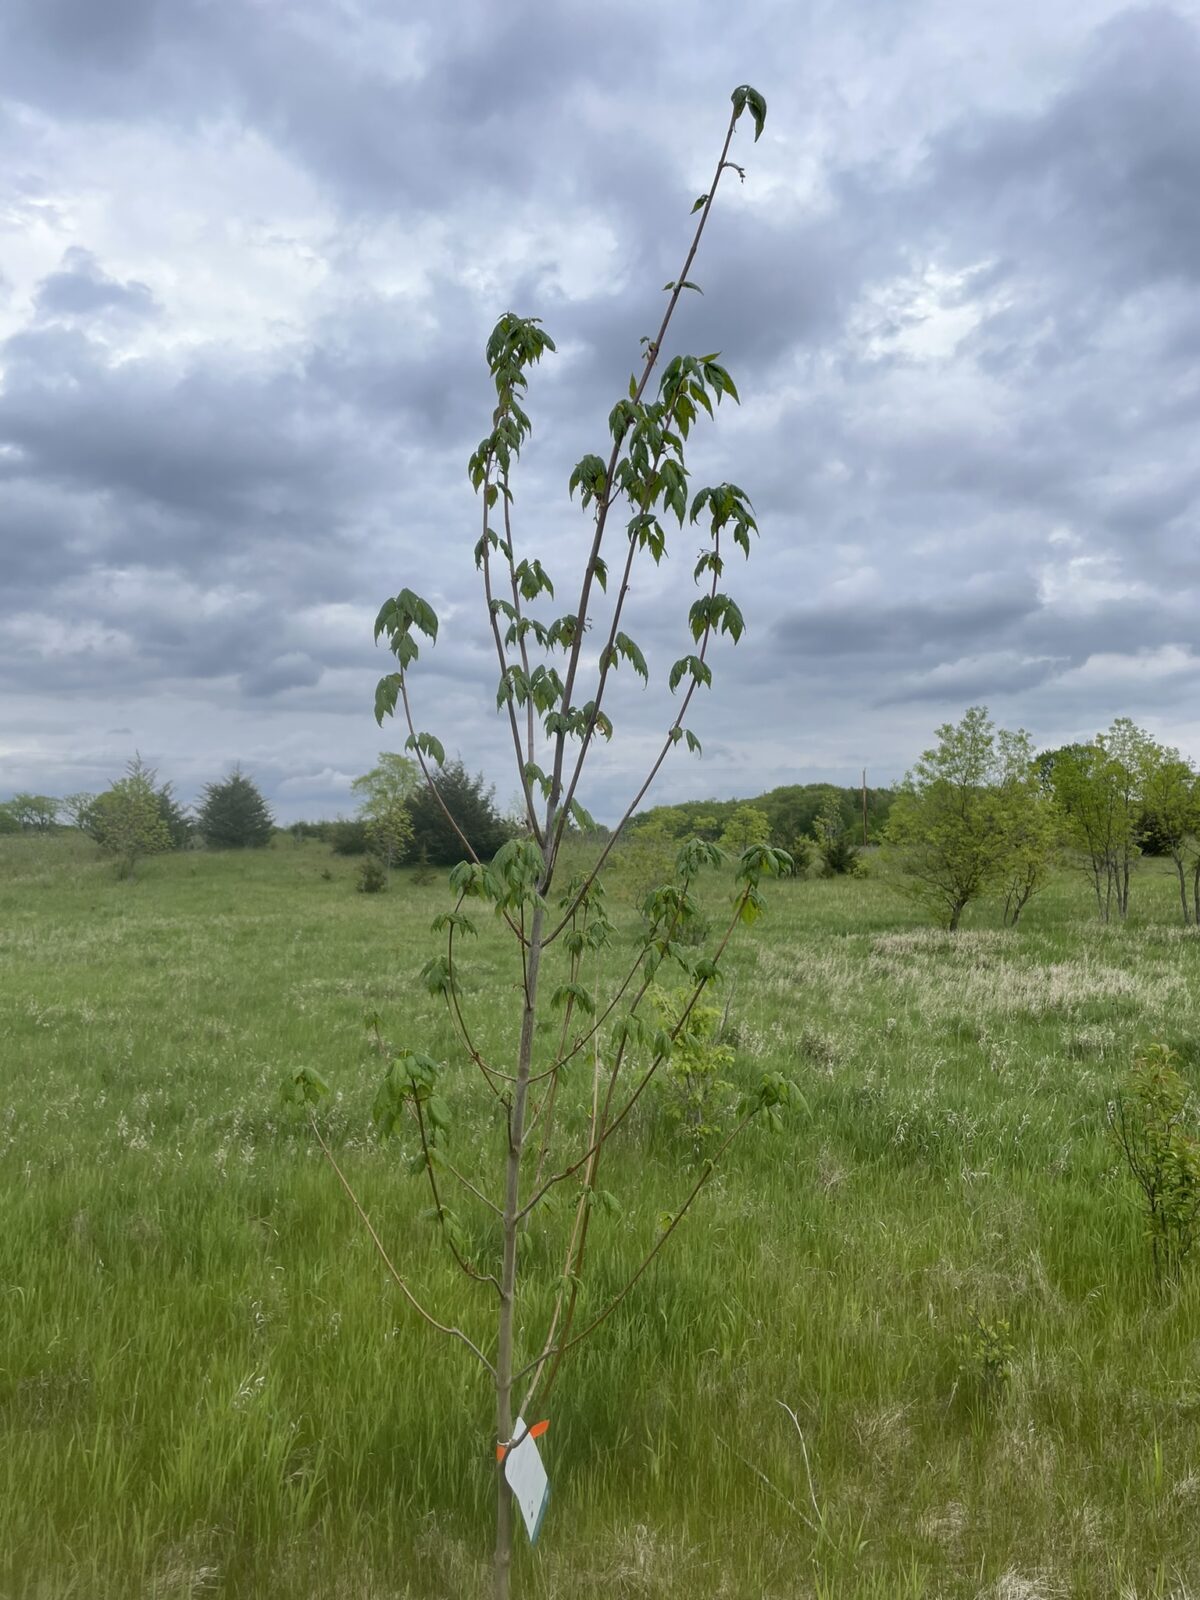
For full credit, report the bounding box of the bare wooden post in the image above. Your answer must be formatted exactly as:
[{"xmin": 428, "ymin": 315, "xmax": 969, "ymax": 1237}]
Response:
[{"xmin": 861, "ymin": 768, "xmax": 869, "ymax": 848}]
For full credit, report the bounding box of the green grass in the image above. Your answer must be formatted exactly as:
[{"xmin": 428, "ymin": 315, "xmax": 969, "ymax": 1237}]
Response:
[{"xmin": 1, "ymin": 834, "xmax": 1199, "ymax": 1599}]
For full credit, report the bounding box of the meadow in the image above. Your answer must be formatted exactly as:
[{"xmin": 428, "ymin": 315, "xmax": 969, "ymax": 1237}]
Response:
[{"xmin": 1, "ymin": 833, "xmax": 1198, "ymax": 1600}]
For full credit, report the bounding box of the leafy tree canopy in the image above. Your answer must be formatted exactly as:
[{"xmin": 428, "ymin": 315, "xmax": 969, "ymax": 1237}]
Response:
[
  {"xmin": 887, "ymin": 706, "xmax": 1048, "ymax": 931},
  {"xmin": 352, "ymin": 752, "xmax": 419, "ymax": 867},
  {"xmin": 4, "ymin": 793, "xmax": 60, "ymax": 831},
  {"xmin": 718, "ymin": 804, "xmax": 771, "ymax": 854},
  {"xmin": 351, "ymin": 753, "xmax": 419, "ymax": 814},
  {"xmin": 83, "ymin": 758, "xmax": 172, "ymax": 878}
]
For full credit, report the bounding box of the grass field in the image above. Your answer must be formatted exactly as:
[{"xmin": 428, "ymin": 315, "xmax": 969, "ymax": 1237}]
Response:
[{"xmin": 1, "ymin": 833, "xmax": 1199, "ymax": 1599}]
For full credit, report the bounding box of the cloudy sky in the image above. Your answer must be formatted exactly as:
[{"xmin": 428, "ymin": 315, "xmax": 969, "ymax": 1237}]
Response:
[{"xmin": 2, "ymin": 0, "xmax": 1198, "ymax": 822}]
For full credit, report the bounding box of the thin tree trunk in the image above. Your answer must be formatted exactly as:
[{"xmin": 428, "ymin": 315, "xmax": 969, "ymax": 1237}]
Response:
[
  {"xmin": 495, "ymin": 900, "xmax": 545, "ymax": 1600},
  {"xmin": 1175, "ymin": 856, "xmax": 1190, "ymax": 926}
]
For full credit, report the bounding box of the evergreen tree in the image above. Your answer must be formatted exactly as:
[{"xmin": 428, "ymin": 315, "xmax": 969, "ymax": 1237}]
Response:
[
  {"xmin": 198, "ymin": 769, "xmax": 275, "ymax": 849},
  {"xmin": 406, "ymin": 760, "xmax": 511, "ymax": 865},
  {"xmin": 156, "ymin": 781, "xmax": 193, "ymax": 849}
]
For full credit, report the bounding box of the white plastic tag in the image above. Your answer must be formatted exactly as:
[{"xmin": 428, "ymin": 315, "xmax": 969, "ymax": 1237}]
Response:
[{"xmin": 504, "ymin": 1416, "xmax": 550, "ymax": 1544}]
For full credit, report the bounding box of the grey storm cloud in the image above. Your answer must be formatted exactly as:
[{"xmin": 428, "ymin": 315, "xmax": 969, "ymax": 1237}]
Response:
[
  {"xmin": 773, "ymin": 586, "xmax": 1042, "ymax": 659},
  {"xmin": 238, "ymin": 652, "xmax": 324, "ymax": 700},
  {"xmin": 0, "ymin": 327, "xmax": 346, "ymax": 520},
  {"xmin": 926, "ymin": 8, "xmax": 1200, "ymax": 298},
  {"xmin": 1, "ymin": 0, "xmax": 1198, "ymax": 818},
  {"xmin": 34, "ymin": 246, "xmax": 158, "ymax": 320}
]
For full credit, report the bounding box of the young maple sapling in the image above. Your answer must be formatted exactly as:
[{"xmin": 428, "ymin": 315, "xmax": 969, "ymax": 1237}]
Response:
[{"xmin": 291, "ymin": 82, "xmax": 802, "ymax": 1600}]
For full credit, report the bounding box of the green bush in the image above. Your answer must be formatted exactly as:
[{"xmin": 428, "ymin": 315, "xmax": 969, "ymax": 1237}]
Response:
[
  {"xmin": 330, "ymin": 819, "xmax": 370, "ymax": 856},
  {"xmin": 788, "ymin": 837, "xmax": 814, "ymax": 876},
  {"xmin": 605, "ymin": 828, "xmax": 674, "ymax": 910},
  {"xmin": 955, "ymin": 1308, "xmax": 1014, "ymax": 1409},
  {"xmin": 648, "ymin": 987, "xmax": 736, "ymax": 1156},
  {"xmin": 819, "ymin": 834, "xmax": 861, "ymax": 877},
  {"xmin": 82, "ymin": 758, "xmax": 172, "ymax": 879},
  {"xmin": 410, "ymin": 846, "xmax": 436, "ymax": 885},
  {"xmin": 1109, "ymin": 1042, "xmax": 1200, "ymax": 1283},
  {"xmin": 356, "ymin": 856, "xmax": 388, "ymax": 894}
]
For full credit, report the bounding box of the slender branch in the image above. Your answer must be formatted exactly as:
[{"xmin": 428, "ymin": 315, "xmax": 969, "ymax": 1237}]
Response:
[
  {"xmin": 480, "ymin": 466, "xmax": 543, "ymax": 843},
  {"xmin": 549, "ymin": 865, "xmax": 693, "ymax": 1108},
  {"xmin": 535, "ymin": 866, "xmax": 691, "ymax": 1150},
  {"xmin": 519, "ymin": 1038, "xmax": 606, "ymax": 1412},
  {"xmin": 446, "ymin": 911, "xmax": 511, "ymax": 1098},
  {"xmin": 545, "ymin": 539, "xmax": 724, "ymax": 943},
  {"xmin": 310, "ymin": 1114, "xmax": 495, "ymax": 1375},
  {"xmin": 549, "ymin": 383, "xmax": 693, "ymax": 865},
  {"xmin": 503, "ymin": 474, "xmax": 538, "ymax": 773},
  {"xmin": 515, "ymin": 1108, "xmax": 754, "ymax": 1388},
  {"xmin": 526, "ymin": 1066, "xmax": 563, "ymax": 1195},
  {"xmin": 524, "ymin": 921, "xmax": 584, "ymax": 1156},
  {"xmin": 542, "ymin": 940, "xmax": 649, "ymax": 1081},
  {"xmin": 519, "ymin": 886, "xmax": 749, "ymax": 1219},
  {"xmin": 413, "ymin": 1096, "xmax": 502, "ymax": 1293},
  {"xmin": 715, "ymin": 1430, "xmax": 817, "ymax": 1534},
  {"xmin": 519, "ymin": 1030, "xmax": 642, "ymax": 1216},
  {"xmin": 399, "ymin": 676, "xmax": 480, "ymax": 864},
  {"xmin": 442, "ymin": 1156, "xmax": 503, "ymax": 1217},
  {"xmin": 541, "ymin": 107, "xmax": 742, "ymax": 845},
  {"xmin": 397, "ymin": 674, "xmax": 526, "ymax": 944},
  {"xmin": 777, "ymin": 1400, "xmax": 825, "ymax": 1533}
]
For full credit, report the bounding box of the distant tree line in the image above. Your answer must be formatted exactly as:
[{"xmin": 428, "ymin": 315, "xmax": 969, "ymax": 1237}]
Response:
[
  {"xmin": 6, "ymin": 716, "xmax": 1197, "ymax": 918},
  {"xmin": 624, "ymin": 710, "xmax": 1200, "ymax": 930},
  {"xmin": 627, "ymin": 781, "xmax": 891, "ymax": 879},
  {"xmin": 0, "ymin": 761, "xmax": 277, "ymax": 877},
  {"xmin": 1, "ymin": 749, "xmax": 514, "ymax": 885}
]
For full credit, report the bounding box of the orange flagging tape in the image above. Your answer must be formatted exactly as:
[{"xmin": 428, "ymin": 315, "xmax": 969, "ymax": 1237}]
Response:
[{"xmin": 496, "ymin": 1420, "xmax": 549, "ymax": 1462}]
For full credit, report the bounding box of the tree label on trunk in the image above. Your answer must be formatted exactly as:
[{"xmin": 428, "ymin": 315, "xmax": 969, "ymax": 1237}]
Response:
[{"xmin": 499, "ymin": 1417, "xmax": 550, "ymax": 1544}]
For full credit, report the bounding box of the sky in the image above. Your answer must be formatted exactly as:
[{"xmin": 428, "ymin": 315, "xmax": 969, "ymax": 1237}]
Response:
[{"xmin": 1, "ymin": 0, "xmax": 1198, "ymax": 823}]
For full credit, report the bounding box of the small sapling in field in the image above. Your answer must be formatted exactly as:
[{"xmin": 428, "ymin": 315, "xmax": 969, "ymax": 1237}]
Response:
[
  {"xmin": 954, "ymin": 1307, "xmax": 1015, "ymax": 1412},
  {"xmin": 296, "ymin": 83, "xmax": 803, "ymax": 1598}
]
